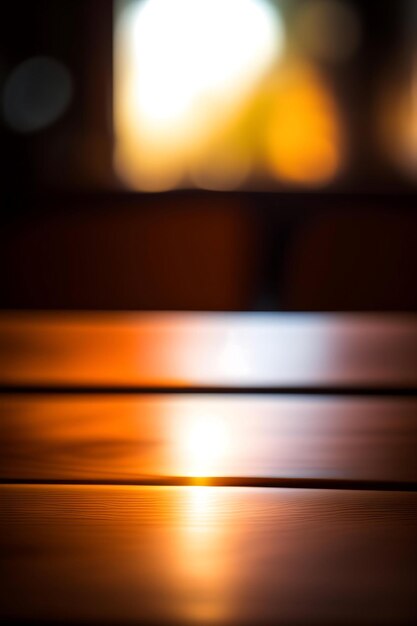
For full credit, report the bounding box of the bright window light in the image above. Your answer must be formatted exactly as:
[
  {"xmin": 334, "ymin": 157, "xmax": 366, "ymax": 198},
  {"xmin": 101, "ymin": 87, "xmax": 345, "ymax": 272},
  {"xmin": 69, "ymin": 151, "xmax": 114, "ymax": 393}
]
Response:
[{"xmin": 114, "ymin": 0, "xmax": 284, "ymax": 190}]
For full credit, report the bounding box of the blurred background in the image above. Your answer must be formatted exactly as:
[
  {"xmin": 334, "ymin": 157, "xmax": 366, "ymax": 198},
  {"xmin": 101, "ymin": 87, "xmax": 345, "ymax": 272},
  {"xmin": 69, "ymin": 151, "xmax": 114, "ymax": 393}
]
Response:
[{"xmin": 1, "ymin": 0, "xmax": 416, "ymax": 311}]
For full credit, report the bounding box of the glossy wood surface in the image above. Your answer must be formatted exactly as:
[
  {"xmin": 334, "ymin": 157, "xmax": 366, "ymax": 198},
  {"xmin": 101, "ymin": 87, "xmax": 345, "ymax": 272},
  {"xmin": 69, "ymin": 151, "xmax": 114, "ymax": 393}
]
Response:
[
  {"xmin": 1, "ymin": 313, "xmax": 416, "ymax": 625},
  {"xmin": 1, "ymin": 312, "xmax": 416, "ymax": 388},
  {"xmin": 2, "ymin": 485, "xmax": 416, "ymax": 625},
  {"xmin": 1, "ymin": 394, "xmax": 416, "ymax": 483}
]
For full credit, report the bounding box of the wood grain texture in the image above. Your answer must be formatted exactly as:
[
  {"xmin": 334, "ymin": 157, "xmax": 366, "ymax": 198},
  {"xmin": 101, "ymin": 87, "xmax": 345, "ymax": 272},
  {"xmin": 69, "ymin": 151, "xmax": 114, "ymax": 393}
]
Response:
[
  {"xmin": 1, "ymin": 313, "xmax": 416, "ymax": 624},
  {"xmin": 1, "ymin": 313, "xmax": 416, "ymax": 388},
  {"xmin": 1, "ymin": 485, "xmax": 416, "ymax": 625},
  {"xmin": 1, "ymin": 394, "xmax": 416, "ymax": 483}
]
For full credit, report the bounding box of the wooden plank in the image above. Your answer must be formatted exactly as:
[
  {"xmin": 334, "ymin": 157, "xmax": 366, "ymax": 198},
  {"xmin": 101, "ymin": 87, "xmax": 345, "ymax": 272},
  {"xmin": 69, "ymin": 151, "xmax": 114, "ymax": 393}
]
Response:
[
  {"xmin": 1, "ymin": 395, "xmax": 416, "ymax": 483},
  {"xmin": 0, "ymin": 313, "xmax": 416, "ymax": 389},
  {"xmin": 1, "ymin": 485, "xmax": 416, "ymax": 625}
]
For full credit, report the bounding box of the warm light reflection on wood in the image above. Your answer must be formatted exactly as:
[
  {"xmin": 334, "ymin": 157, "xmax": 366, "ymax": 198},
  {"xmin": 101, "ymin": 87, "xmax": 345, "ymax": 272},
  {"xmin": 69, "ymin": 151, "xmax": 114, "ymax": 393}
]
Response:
[
  {"xmin": 1, "ymin": 395, "xmax": 417, "ymax": 483},
  {"xmin": 173, "ymin": 409, "xmax": 230, "ymax": 478},
  {"xmin": 175, "ymin": 487, "xmax": 230, "ymax": 623},
  {"xmin": 2, "ymin": 313, "xmax": 416, "ymax": 388},
  {"xmin": 2, "ymin": 485, "xmax": 415, "ymax": 624}
]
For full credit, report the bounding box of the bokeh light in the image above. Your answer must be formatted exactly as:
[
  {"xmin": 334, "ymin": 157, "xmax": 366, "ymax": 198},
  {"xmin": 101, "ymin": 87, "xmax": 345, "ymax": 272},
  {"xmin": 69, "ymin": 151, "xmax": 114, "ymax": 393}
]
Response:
[
  {"xmin": 2, "ymin": 56, "xmax": 73, "ymax": 133},
  {"xmin": 114, "ymin": 0, "xmax": 348, "ymax": 190},
  {"xmin": 114, "ymin": 0, "xmax": 284, "ymax": 190},
  {"xmin": 264, "ymin": 63, "xmax": 342, "ymax": 185},
  {"xmin": 379, "ymin": 60, "xmax": 417, "ymax": 178},
  {"xmin": 295, "ymin": 0, "xmax": 361, "ymax": 64}
]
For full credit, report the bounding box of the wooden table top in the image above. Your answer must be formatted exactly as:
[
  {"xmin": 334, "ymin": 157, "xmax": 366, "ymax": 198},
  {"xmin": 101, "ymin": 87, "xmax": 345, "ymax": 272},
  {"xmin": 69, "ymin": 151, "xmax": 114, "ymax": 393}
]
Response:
[
  {"xmin": 2, "ymin": 485, "xmax": 416, "ymax": 626},
  {"xmin": 1, "ymin": 312, "xmax": 416, "ymax": 389},
  {"xmin": 1, "ymin": 313, "xmax": 416, "ymax": 625},
  {"xmin": 1, "ymin": 394, "xmax": 417, "ymax": 485}
]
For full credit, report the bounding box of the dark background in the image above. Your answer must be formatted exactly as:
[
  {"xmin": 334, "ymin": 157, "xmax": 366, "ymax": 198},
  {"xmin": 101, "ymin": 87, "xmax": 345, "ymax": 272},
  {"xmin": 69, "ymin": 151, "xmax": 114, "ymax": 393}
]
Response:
[{"xmin": 1, "ymin": 0, "xmax": 416, "ymax": 311}]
